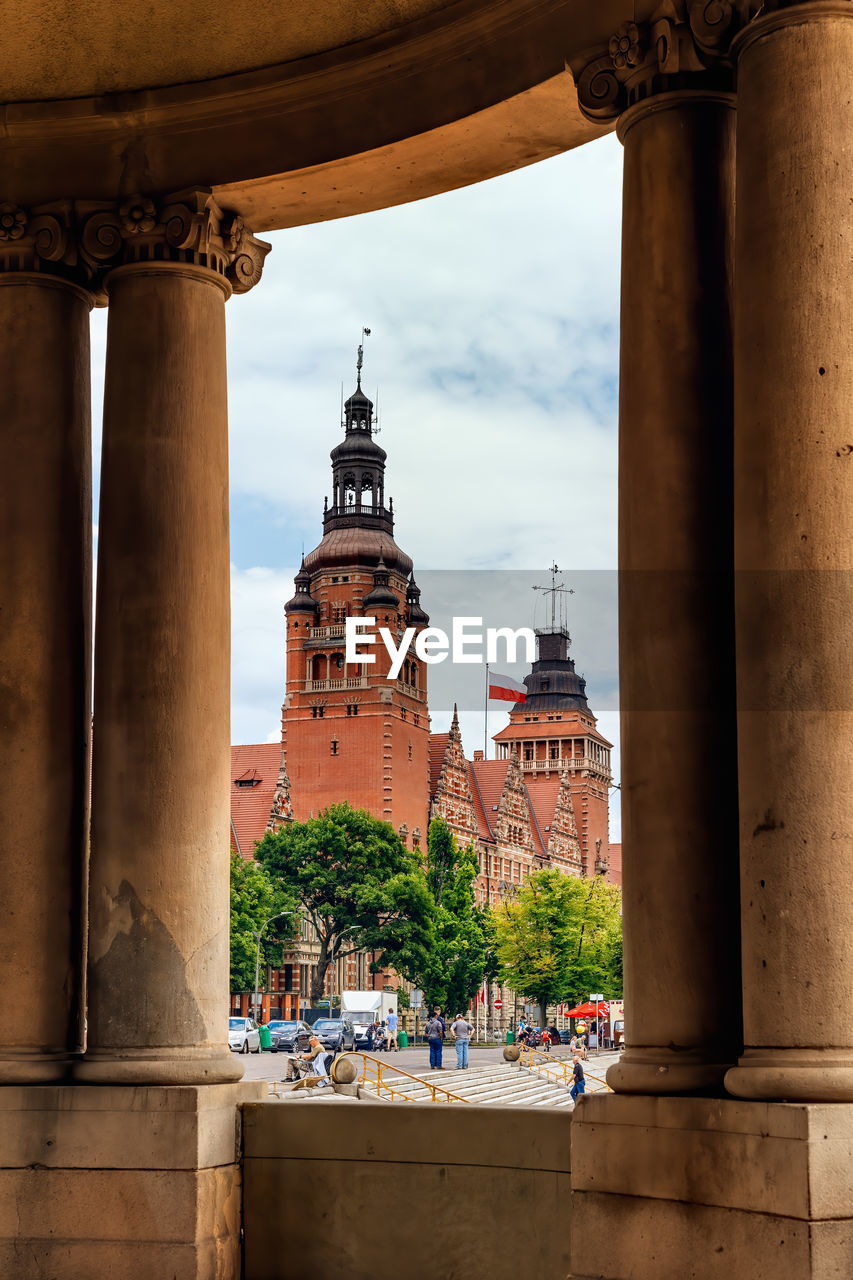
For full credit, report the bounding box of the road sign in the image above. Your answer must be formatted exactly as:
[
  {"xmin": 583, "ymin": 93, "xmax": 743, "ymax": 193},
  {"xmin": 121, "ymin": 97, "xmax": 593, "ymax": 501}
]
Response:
[
  {"xmin": 410, "ymin": 989, "xmax": 423, "ymax": 1008},
  {"xmin": 494, "ymin": 999, "xmax": 503, "ymax": 1009}
]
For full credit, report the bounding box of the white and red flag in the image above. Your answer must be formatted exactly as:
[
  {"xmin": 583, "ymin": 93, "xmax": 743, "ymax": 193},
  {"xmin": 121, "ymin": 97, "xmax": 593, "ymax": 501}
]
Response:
[{"xmin": 487, "ymin": 670, "xmax": 527, "ymax": 703}]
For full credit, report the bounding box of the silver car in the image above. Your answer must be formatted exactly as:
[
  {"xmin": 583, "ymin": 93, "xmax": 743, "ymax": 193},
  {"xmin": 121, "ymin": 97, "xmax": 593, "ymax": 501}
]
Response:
[{"xmin": 228, "ymin": 1016, "xmax": 260, "ymax": 1054}]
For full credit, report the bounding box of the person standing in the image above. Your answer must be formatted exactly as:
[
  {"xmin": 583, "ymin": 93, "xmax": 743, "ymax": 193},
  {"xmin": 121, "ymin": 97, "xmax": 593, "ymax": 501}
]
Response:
[
  {"xmin": 570, "ymin": 1055, "xmax": 586, "ymax": 1103},
  {"xmin": 386, "ymin": 1007, "xmax": 398, "ymax": 1051},
  {"xmin": 366, "ymin": 1021, "xmax": 375, "ymax": 1053},
  {"xmin": 450, "ymin": 1012, "xmax": 473, "ymax": 1069},
  {"xmin": 424, "ymin": 1012, "xmax": 444, "ymax": 1069}
]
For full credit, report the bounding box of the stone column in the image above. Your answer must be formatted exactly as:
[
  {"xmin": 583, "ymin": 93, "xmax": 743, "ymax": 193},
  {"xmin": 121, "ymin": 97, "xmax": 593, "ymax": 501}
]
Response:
[
  {"xmin": 75, "ymin": 193, "xmax": 269, "ymax": 1084},
  {"xmin": 725, "ymin": 2, "xmax": 853, "ymax": 1103},
  {"xmin": 576, "ymin": 15, "xmax": 741, "ymax": 1094},
  {"xmin": 0, "ymin": 234, "xmax": 93, "ymax": 1081}
]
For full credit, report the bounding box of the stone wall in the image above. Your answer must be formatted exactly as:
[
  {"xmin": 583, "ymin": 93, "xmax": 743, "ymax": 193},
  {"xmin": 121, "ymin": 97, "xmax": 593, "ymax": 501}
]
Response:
[{"xmin": 243, "ymin": 1099, "xmax": 572, "ymax": 1278}]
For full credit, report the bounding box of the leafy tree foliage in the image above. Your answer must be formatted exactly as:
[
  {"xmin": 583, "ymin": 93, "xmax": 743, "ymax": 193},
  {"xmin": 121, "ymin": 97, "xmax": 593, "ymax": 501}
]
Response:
[
  {"xmin": 492, "ymin": 868, "xmax": 622, "ymax": 1026},
  {"xmin": 412, "ymin": 818, "xmax": 490, "ymax": 1017},
  {"xmin": 254, "ymin": 802, "xmax": 433, "ymax": 1004},
  {"xmin": 229, "ymin": 854, "xmax": 299, "ymax": 994}
]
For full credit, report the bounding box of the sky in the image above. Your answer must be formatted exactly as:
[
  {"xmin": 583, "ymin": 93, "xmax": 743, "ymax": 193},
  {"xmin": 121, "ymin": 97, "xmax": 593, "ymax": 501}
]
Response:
[{"xmin": 90, "ymin": 132, "xmax": 624, "ymax": 837}]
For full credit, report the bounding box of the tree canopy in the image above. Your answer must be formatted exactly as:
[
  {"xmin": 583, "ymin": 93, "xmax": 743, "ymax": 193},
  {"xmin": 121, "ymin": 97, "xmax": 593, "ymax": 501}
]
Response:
[
  {"xmin": 229, "ymin": 853, "xmax": 299, "ymax": 994},
  {"xmin": 491, "ymin": 868, "xmax": 622, "ymax": 1026},
  {"xmin": 254, "ymin": 802, "xmax": 433, "ymax": 1004},
  {"xmin": 412, "ymin": 817, "xmax": 489, "ymax": 1018}
]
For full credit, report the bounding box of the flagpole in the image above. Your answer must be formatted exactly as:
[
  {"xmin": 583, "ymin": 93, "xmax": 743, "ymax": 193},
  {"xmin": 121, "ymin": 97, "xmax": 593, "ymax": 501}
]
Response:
[{"xmin": 484, "ymin": 662, "xmax": 489, "ymax": 760}]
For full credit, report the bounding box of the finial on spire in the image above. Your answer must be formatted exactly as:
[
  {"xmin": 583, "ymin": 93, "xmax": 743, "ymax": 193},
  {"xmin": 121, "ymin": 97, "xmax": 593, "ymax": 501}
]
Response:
[{"xmin": 356, "ymin": 326, "xmax": 371, "ymax": 388}]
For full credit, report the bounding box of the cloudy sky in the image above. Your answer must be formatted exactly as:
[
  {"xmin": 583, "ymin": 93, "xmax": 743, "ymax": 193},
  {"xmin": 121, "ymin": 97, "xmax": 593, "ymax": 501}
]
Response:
[{"xmin": 91, "ymin": 132, "xmax": 624, "ymax": 836}]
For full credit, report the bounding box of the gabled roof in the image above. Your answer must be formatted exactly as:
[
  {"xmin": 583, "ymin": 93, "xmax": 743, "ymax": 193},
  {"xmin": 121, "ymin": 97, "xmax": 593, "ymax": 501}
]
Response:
[
  {"xmin": 523, "ymin": 776, "xmax": 561, "ymax": 857},
  {"xmin": 230, "ymin": 742, "xmax": 282, "ymax": 859},
  {"xmin": 428, "ymin": 732, "xmax": 450, "ymax": 797},
  {"xmin": 467, "ymin": 759, "xmax": 510, "ymax": 843}
]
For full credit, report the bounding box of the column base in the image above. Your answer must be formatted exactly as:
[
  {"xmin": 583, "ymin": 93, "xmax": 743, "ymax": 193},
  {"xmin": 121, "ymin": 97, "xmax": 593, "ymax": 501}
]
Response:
[
  {"xmin": 0, "ymin": 1080, "xmax": 265, "ymax": 1280},
  {"xmin": 0, "ymin": 1049, "xmax": 79, "ymax": 1084},
  {"xmin": 726, "ymin": 1047, "xmax": 853, "ymax": 1102},
  {"xmin": 571, "ymin": 1092, "xmax": 853, "ymax": 1279},
  {"xmin": 72, "ymin": 1045, "xmax": 244, "ymax": 1086},
  {"xmin": 607, "ymin": 1047, "xmax": 734, "ymax": 1094}
]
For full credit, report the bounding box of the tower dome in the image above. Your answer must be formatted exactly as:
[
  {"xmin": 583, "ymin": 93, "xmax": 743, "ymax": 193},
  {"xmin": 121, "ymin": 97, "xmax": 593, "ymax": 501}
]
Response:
[{"xmin": 284, "ymin": 559, "xmax": 320, "ymax": 614}]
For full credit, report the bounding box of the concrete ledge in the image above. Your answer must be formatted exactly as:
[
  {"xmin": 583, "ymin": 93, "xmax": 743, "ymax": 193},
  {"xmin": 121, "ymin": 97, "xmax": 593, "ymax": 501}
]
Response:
[
  {"xmin": 243, "ymin": 1100, "xmax": 572, "ymax": 1279},
  {"xmin": 244, "ymin": 1095, "xmax": 571, "ymax": 1171},
  {"xmin": 572, "ymin": 1093, "xmax": 853, "ymax": 1219},
  {"xmin": 0, "ymin": 1081, "xmax": 265, "ymax": 1170}
]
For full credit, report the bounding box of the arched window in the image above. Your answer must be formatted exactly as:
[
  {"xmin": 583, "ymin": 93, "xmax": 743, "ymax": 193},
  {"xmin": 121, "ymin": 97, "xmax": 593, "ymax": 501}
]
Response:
[
  {"xmin": 361, "ymin": 472, "xmax": 375, "ymax": 508},
  {"xmin": 343, "ymin": 471, "xmax": 357, "ymax": 506}
]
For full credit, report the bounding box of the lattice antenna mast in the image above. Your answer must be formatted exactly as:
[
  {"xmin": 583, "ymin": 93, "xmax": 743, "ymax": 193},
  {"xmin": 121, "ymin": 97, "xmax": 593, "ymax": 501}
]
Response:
[{"xmin": 532, "ymin": 561, "xmax": 575, "ymax": 632}]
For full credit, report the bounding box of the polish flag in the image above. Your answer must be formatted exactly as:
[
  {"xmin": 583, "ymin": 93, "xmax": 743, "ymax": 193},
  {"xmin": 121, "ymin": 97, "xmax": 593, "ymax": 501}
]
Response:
[{"xmin": 488, "ymin": 671, "xmax": 527, "ymax": 703}]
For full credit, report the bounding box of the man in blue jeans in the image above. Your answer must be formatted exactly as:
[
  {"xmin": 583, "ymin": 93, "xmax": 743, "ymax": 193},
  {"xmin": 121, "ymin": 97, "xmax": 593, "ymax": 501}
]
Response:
[
  {"xmin": 570, "ymin": 1055, "xmax": 586, "ymax": 1102},
  {"xmin": 451, "ymin": 1013, "xmax": 473, "ymax": 1069},
  {"xmin": 424, "ymin": 1013, "xmax": 444, "ymax": 1069}
]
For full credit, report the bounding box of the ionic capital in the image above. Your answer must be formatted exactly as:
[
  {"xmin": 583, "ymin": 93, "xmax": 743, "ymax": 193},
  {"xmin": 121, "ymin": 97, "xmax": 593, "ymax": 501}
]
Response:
[
  {"xmin": 0, "ymin": 190, "xmax": 270, "ymax": 300},
  {"xmin": 574, "ymin": 2, "xmax": 740, "ymax": 123}
]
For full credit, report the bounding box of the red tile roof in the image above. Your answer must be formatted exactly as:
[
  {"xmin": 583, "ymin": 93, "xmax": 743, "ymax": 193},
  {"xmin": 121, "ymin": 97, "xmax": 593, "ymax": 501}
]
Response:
[
  {"xmin": 608, "ymin": 842, "xmax": 622, "ymax": 887},
  {"xmin": 230, "ymin": 742, "xmax": 282, "ymax": 859},
  {"xmin": 428, "ymin": 733, "xmax": 450, "ymax": 797},
  {"xmin": 524, "ymin": 776, "xmax": 561, "ymax": 857},
  {"xmin": 467, "ymin": 759, "xmax": 509, "ymax": 842},
  {"xmin": 493, "ymin": 720, "xmax": 613, "ymax": 747}
]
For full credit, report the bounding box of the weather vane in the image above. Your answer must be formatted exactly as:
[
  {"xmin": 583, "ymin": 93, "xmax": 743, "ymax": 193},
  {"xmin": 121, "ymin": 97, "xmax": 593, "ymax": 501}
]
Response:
[
  {"xmin": 356, "ymin": 326, "xmax": 371, "ymax": 386},
  {"xmin": 532, "ymin": 561, "xmax": 574, "ymax": 632}
]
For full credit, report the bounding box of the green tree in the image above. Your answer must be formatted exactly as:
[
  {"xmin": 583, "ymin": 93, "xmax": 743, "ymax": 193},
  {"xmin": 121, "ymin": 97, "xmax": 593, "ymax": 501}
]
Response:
[
  {"xmin": 414, "ymin": 817, "xmax": 489, "ymax": 1017},
  {"xmin": 229, "ymin": 853, "xmax": 299, "ymax": 994},
  {"xmin": 492, "ymin": 868, "xmax": 622, "ymax": 1026},
  {"xmin": 254, "ymin": 802, "xmax": 433, "ymax": 1004}
]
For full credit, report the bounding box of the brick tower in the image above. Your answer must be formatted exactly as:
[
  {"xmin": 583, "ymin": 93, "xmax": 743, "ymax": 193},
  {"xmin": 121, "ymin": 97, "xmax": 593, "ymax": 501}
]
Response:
[
  {"xmin": 281, "ymin": 341, "xmax": 431, "ymax": 849},
  {"xmin": 493, "ymin": 626, "xmax": 612, "ymax": 875}
]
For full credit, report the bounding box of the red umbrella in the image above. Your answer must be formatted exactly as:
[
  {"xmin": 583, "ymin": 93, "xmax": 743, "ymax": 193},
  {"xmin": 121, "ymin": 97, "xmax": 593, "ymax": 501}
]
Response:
[{"xmin": 564, "ymin": 1000, "xmax": 609, "ymax": 1018}]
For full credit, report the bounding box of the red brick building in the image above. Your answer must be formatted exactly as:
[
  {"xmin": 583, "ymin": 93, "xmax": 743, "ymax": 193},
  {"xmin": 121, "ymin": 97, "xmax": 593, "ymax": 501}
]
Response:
[
  {"xmin": 429, "ymin": 707, "xmax": 584, "ymax": 907},
  {"xmin": 230, "ymin": 351, "xmax": 616, "ymax": 1021},
  {"xmin": 493, "ymin": 627, "xmax": 613, "ymax": 877},
  {"xmin": 231, "ymin": 351, "xmax": 432, "ymax": 1015}
]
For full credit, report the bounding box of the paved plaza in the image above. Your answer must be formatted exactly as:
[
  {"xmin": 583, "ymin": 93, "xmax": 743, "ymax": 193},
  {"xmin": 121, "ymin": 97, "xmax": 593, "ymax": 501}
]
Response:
[{"xmin": 239, "ymin": 1042, "xmax": 622, "ymax": 1087}]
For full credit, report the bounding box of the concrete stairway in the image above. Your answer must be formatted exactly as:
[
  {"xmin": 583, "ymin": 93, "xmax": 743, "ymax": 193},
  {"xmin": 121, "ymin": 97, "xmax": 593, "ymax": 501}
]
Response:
[{"xmin": 358, "ymin": 1062, "xmax": 583, "ymax": 1108}]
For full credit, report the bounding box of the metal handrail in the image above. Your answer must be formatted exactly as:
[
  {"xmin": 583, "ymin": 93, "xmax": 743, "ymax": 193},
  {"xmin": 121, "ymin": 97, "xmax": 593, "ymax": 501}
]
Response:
[
  {"xmin": 518, "ymin": 1045, "xmax": 611, "ymax": 1092},
  {"xmin": 333, "ymin": 1052, "xmax": 471, "ymax": 1104}
]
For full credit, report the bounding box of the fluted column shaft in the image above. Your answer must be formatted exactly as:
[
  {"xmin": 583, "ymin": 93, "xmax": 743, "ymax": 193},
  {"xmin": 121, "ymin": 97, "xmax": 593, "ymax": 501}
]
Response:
[
  {"xmin": 607, "ymin": 91, "xmax": 742, "ymax": 1094},
  {"xmin": 726, "ymin": 1, "xmax": 853, "ymax": 1103},
  {"xmin": 0, "ymin": 274, "xmax": 92, "ymax": 1081}
]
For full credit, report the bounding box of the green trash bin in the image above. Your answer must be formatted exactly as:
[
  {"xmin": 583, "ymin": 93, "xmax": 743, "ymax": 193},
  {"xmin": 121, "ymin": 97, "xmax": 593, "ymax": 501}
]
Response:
[
  {"xmin": 258, "ymin": 1024, "xmax": 272, "ymax": 1052},
  {"xmin": 506, "ymin": 1031, "xmax": 515, "ymax": 1045},
  {"xmin": 397, "ymin": 1030, "xmax": 408, "ymax": 1049}
]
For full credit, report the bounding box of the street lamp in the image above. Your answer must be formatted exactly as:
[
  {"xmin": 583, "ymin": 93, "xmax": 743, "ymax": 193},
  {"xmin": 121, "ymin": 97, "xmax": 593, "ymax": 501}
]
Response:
[{"xmin": 253, "ymin": 911, "xmax": 295, "ymax": 1021}]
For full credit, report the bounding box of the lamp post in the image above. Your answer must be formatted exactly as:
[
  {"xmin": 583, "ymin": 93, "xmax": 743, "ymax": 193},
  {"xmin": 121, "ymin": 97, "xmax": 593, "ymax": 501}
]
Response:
[
  {"xmin": 590, "ymin": 993, "xmax": 605, "ymax": 1055},
  {"xmin": 253, "ymin": 911, "xmax": 295, "ymax": 1021}
]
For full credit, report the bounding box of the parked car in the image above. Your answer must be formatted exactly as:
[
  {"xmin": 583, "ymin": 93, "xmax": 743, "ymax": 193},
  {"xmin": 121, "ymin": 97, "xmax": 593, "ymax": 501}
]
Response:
[
  {"xmin": 559, "ymin": 1029, "xmax": 572, "ymax": 1045},
  {"xmin": 266, "ymin": 1019, "xmax": 313, "ymax": 1053},
  {"xmin": 228, "ymin": 1016, "xmax": 260, "ymax": 1054},
  {"xmin": 310, "ymin": 1018, "xmax": 356, "ymax": 1053}
]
